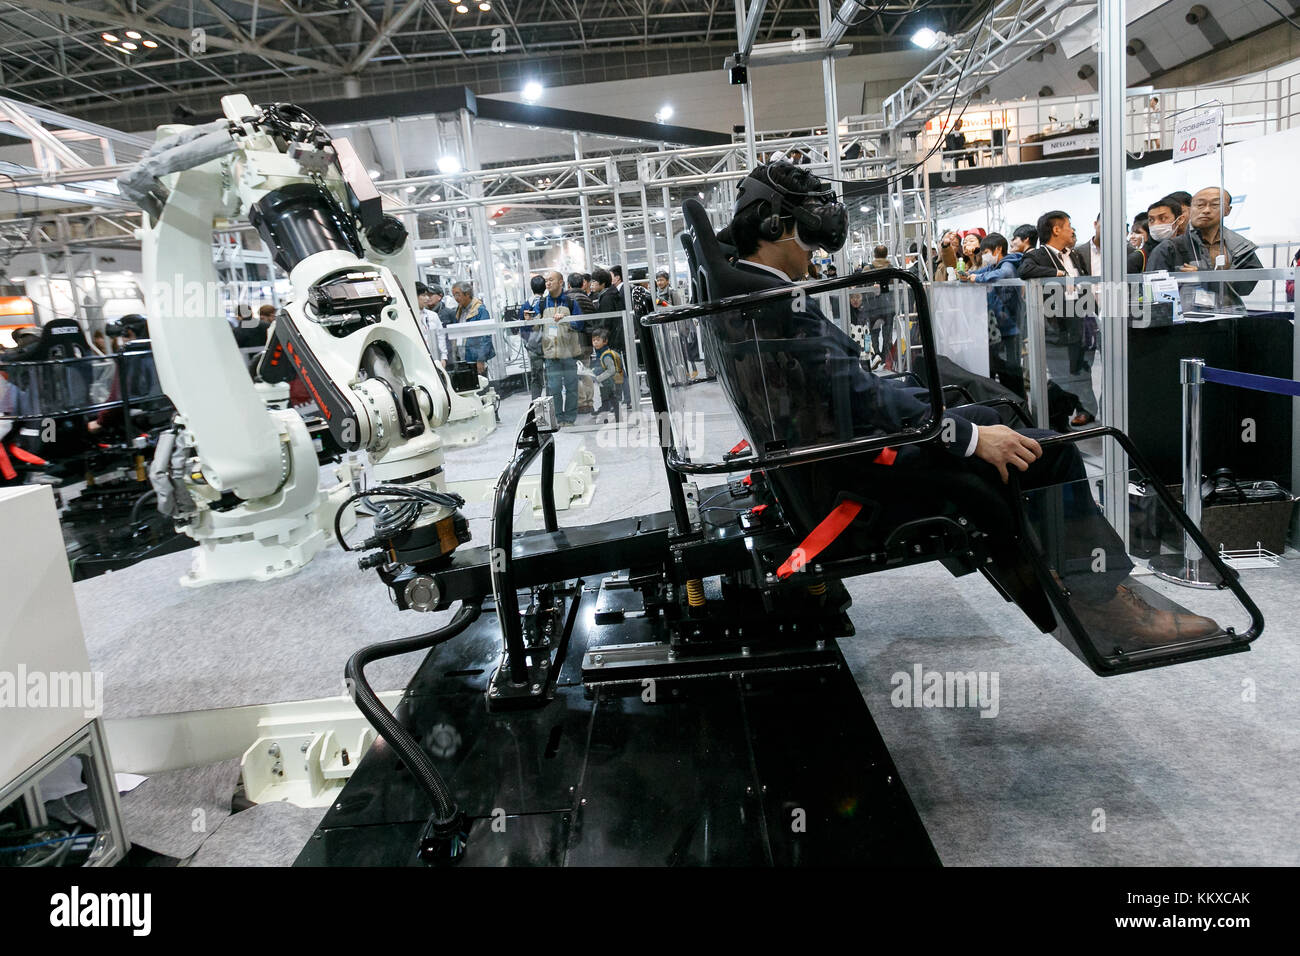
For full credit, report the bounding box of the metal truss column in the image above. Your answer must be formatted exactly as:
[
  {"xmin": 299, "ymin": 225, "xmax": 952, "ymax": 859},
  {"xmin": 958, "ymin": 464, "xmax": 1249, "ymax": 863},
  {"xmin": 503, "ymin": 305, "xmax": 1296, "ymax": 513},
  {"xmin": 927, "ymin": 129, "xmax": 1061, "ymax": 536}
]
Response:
[
  {"xmin": 734, "ymin": 1, "xmax": 759, "ymax": 169},
  {"xmin": 1098, "ymin": 0, "xmax": 1129, "ymax": 543},
  {"xmin": 459, "ymin": 109, "xmax": 498, "ymax": 324},
  {"xmin": 608, "ymin": 159, "xmax": 644, "ymax": 411},
  {"xmin": 574, "ymin": 133, "xmax": 594, "ymax": 268},
  {"xmin": 821, "ymin": 0, "xmax": 848, "ymax": 323},
  {"xmin": 661, "ymin": 185, "xmax": 677, "ymax": 284}
]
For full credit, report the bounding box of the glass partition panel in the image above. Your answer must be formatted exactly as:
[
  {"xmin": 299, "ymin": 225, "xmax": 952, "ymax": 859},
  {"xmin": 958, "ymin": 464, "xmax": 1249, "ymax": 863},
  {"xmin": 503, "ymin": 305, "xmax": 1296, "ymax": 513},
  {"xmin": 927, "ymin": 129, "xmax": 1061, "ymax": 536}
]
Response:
[
  {"xmin": 1018, "ymin": 437, "xmax": 1260, "ymax": 672},
  {"xmin": 648, "ymin": 277, "xmax": 941, "ymax": 471},
  {"xmin": 0, "ymin": 355, "xmax": 120, "ymax": 419}
]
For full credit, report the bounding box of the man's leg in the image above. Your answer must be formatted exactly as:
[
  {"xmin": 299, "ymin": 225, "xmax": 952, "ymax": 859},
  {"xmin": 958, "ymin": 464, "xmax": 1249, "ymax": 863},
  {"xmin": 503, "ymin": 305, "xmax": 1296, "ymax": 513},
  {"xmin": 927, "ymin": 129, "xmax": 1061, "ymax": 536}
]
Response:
[
  {"xmin": 1014, "ymin": 427, "xmax": 1133, "ymax": 599},
  {"xmin": 945, "ymin": 406, "xmax": 1132, "ymax": 596},
  {"xmin": 545, "ymin": 361, "xmax": 561, "ymax": 409},
  {"xmin": 562, "ymin": 359, "xmax": 579, "ymax": 423}
]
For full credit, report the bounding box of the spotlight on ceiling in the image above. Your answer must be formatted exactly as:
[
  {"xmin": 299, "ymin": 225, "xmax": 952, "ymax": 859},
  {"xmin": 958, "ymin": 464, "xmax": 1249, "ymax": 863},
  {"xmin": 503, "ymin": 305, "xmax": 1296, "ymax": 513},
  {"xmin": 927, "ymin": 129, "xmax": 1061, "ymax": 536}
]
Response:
[
  {"xmin": 911, "ymin": 28, "xmax": 945, "ymax": 49},
  {"xmin": 655, "ymin": 104, "xmax": 674, "ymax": 123},
  {"xmin": 120, "ymin": 42, "xmax": 137, "ymax": 51},
  {"xmin": 142, "ymin": 39, "xmax": 158, "ymax": 49},
  {"xmin": 551, "ymin": 226, "xmax": 561, "ymax": 236},
  {"xmin": 479, "ymin": 1, "xmax": 492, "ymax": 10},
  {"xmin": 521, "ymin": 80, "xmax": 544, "ymax": 103},
  {"xmin": 436, "ymin": 156, "xmax": 461, "ymax": 174},
  {"xmin": 404, "ymin": 185, "xmax": 417, "ymax": 193},
  {"xmin": 102, "ymin": 33, "xmax": 119, "ymax": 43},
  {"xmin": 125, "ymin": 30, "xmax": 141, "ymax": 40},
  {"xmin": 455, "ymin": 2, "xmax": 468, "ymax": 12}
]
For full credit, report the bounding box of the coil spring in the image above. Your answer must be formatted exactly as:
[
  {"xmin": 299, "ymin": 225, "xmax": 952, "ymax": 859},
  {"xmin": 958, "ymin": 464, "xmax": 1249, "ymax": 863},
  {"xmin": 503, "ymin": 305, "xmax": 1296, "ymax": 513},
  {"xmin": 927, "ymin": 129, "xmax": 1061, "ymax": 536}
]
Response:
[
  {"xmin": 807, "ymin": 582, "xmax": 827, "ymax": 596},
  {"xmin": 686, "ymin": 578, "xmax": 705, "ymax": 607}
]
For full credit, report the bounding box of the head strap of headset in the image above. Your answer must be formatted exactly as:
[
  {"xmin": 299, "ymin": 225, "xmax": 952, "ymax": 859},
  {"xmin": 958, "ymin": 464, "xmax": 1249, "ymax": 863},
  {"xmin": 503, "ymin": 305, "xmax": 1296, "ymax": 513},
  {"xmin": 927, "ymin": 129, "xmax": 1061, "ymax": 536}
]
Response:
[{"xmin": 734, "ymin": 162, "xmax": 847, "ymax": 252}]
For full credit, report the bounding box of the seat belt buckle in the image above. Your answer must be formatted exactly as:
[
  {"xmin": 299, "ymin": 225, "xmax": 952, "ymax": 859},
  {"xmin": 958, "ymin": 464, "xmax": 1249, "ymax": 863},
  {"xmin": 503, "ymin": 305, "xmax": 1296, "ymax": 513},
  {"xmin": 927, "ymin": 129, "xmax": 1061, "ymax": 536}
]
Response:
[{"xmin": 723, "ymin": 439, "xmax": 751, "ymax": 461}]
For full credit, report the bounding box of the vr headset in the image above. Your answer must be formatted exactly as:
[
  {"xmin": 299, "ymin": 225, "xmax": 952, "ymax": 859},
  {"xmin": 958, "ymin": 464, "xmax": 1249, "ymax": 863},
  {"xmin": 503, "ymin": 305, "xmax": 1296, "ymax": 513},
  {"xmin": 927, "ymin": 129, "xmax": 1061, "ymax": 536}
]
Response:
[
  {"xmin": 106, "ymin": 314, "xmax": 149, "ymax": 339},
  {"xmin": 732, "ymin": 162, "xmax": 848, "ymax": 254}
]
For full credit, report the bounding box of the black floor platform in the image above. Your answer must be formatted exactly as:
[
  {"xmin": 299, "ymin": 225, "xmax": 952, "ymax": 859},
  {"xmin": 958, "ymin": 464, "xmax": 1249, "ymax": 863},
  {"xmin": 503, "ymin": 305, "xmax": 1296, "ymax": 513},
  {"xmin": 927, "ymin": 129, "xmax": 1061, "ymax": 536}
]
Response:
[{"xmin": 297, "ymin": 575, "xmax": 940, "ymax": 867}]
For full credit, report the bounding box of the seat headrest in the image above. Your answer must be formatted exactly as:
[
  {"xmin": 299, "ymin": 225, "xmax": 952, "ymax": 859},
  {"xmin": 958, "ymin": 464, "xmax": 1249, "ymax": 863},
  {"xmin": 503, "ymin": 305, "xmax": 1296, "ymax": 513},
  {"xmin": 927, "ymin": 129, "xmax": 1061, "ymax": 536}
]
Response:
[
  {"xmin": 681, "ymin": 198, "xmax": 782, "ymax": 302},
  {"xmin": 23, "ymin": 319, "xmax": 96, "ymax": 360}
]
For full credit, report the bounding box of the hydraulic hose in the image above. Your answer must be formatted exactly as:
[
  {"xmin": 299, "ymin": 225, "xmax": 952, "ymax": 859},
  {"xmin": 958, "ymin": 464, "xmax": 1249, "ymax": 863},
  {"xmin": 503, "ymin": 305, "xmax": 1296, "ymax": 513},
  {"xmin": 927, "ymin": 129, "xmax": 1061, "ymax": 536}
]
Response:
[
  {"xmin": 344, "ymin": 599, "xmax": 482, "ymax": 859},
  {"xmin": 129, "ymin": 488, "xmax": 158, "ymax": 526}
]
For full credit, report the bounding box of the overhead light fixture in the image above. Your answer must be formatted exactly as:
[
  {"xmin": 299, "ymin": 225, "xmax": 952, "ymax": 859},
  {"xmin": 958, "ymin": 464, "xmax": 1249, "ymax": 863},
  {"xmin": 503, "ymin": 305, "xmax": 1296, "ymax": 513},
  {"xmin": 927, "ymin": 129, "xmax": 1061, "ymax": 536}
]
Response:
[
  {"xmin": 655, "ymin": 104, "xmax": 674, "ymax": 123},
  {"xmin": 457, "ymin": 206, "xmax": 467, "ymax": 212},
  {"xmin": 551, "ymin": 226, "xmax": 561, "ymax": 236},
  {"xmin": 102, "ymin": 33, "xmax": 118, "ymax": 43},
  {"xmin": 142, "ymin": 39, "xmax": 158, "ymax": 49},
  {"xmin": 405, "ymin": 185, "xmax": 417, "ymax": 193},
  {"xmin": 522, "ymin": 80, "xmax": 544, "ymax": 103},
  {"xmin": 120, "ymin": 42, "xmax": 137, "ymax": 51},
  {"xmin": 125, "ymin": 30, "xmax": 141, "ymax": 40},
  {"xmin": 436, "ymin": 155, "xmax": 461, "ymax": 174},
  {"xmin": 431, "ymin": 193, "xmax": 442, "ymax": 201},
  {"xmin": 479, "ymin": 1, "xmax": 492, "ymax": 9},
  {"xmin": 911, "ymin": 28, "xmax": 946, "ymax": 49},
  {"xmin": 455, "ymin": 2, "xmax": 468, "ymax": 12},
  {"xmin": 859, "ymin": 205, "xmax": 869, "ymax": 213}
]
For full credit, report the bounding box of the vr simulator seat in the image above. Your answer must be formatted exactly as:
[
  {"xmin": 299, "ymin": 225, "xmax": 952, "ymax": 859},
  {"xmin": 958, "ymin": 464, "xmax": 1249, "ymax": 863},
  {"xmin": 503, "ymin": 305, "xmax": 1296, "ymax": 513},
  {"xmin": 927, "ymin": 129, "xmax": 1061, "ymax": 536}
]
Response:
[
  {"xmin": 0, "ymin": 320, "xmax": 170, "ymax": 474},
  {"xmin": 657, "ymin": 199, "xmax": 1262, "ymax": 676}
]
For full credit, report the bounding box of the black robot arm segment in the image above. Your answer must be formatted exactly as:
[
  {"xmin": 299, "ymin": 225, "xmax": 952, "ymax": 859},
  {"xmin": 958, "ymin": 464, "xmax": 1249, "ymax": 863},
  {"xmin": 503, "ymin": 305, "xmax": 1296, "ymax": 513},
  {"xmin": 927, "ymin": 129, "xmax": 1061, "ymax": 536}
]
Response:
[{"xmin": 248, "ymin": 181, "xmax": 362, "ymax": 275}]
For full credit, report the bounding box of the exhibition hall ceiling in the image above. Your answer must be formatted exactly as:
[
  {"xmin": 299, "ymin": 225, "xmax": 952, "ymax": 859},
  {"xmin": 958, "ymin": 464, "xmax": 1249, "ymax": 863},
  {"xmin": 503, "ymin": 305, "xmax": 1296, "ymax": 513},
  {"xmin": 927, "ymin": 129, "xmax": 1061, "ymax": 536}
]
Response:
[
  {"xmin": 982, "ymin": 0, "xmax": 1295, "ymax": 103},
  {"xmin": 0, "ymin": 0, "xmax": 982, "ymax": 130}
]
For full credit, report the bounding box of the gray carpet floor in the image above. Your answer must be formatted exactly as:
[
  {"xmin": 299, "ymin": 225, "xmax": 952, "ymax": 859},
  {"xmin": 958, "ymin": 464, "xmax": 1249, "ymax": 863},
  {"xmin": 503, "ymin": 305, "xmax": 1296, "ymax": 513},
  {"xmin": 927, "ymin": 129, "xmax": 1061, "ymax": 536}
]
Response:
[
  {"xmin": 844, "ymin": 560, "xmax": 1300, "ymax": 866},
  {"xmin": 67, "ymin": 390, "xmax": 1298, "ymax": 864}
]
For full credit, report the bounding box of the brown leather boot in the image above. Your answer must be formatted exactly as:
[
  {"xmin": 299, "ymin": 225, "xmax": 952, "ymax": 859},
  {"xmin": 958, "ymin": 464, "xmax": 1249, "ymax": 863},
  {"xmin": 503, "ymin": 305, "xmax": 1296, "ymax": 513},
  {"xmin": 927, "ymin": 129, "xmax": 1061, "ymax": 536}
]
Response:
[{"xmin": 1069, "ymin": 581, "xmax": 1221, "ymax": 646}]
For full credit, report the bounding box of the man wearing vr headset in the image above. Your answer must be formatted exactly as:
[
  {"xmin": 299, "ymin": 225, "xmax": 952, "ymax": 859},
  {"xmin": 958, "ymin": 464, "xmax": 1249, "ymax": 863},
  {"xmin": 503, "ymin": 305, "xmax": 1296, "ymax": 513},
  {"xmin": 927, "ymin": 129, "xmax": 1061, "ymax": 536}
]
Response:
[{"xmin": 721, "ymin": 161, "xmax": 1218, "ymax": 646}]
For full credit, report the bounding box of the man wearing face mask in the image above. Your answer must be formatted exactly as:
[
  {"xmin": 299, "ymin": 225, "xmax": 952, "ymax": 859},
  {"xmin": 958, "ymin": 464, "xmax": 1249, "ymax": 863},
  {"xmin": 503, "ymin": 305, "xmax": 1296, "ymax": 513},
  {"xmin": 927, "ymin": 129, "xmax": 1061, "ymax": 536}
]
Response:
[
  {"xmin": 1147, "ymin": 186, "xmax": 1261, "ymax": 314},
  {"xmin": 712, "ymin": 161, "xmax": 1218, "ymax": 646},
  {"xmin": 1144, "ymin": 197, "xmax": 1183, "ymax": 252}
]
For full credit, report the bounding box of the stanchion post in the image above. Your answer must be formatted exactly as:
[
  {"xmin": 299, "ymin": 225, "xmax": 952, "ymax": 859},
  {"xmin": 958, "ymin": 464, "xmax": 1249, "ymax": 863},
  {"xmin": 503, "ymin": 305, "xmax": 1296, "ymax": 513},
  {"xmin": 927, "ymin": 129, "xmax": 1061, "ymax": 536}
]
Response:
[{"xmin": 1181, "ymin": 357, "xmax": 1205, "ymax": 569}]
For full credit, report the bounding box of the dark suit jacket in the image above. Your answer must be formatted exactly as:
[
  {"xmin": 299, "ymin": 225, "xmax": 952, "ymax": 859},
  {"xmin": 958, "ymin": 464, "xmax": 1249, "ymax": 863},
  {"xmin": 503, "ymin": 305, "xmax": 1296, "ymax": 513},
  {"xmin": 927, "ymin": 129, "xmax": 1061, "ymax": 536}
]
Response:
[
  {"xmin": 728, "ymin": 261, "xmax": 974, "ymax": 460},
  {"xmin": 591, "ymin": 287, "xmax": 625, "ymax": 348},
  {"xmin": 1016, "ymin": 245, "xmax": 1087, "ymax": 279}
]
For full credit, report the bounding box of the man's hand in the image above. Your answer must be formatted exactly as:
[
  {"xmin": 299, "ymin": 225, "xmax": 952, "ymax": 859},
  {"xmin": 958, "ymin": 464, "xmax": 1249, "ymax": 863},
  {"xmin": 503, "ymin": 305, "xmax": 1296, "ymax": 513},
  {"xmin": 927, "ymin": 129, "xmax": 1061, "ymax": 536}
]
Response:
[
  {"xmin": 1179, "ymin": 263, "xmax": 1198, "ymax": 272},
  {"xmin": 974, "ymin": 424, "xmax": 1042, "ymax": 483}
]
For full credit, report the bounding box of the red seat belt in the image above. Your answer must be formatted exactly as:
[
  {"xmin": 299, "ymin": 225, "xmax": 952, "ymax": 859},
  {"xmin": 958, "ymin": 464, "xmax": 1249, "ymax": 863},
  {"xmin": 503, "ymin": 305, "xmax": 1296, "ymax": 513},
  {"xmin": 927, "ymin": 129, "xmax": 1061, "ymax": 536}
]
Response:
[
  {"xmin": 9, "ymin": 445, "xmax": 46, "ymax": 465},
  {"xmin": 776, "ymin": 500, "xmax": 863, "ymax": 579}
]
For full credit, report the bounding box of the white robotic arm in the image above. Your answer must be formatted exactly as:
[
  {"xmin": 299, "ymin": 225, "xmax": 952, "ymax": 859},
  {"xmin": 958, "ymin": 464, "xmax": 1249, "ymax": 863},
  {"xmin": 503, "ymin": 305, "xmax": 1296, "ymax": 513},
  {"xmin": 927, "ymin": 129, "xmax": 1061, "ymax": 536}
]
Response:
[{"xmin": 127, "ymin": 95, "xmax": 467, "ymax": 584}]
